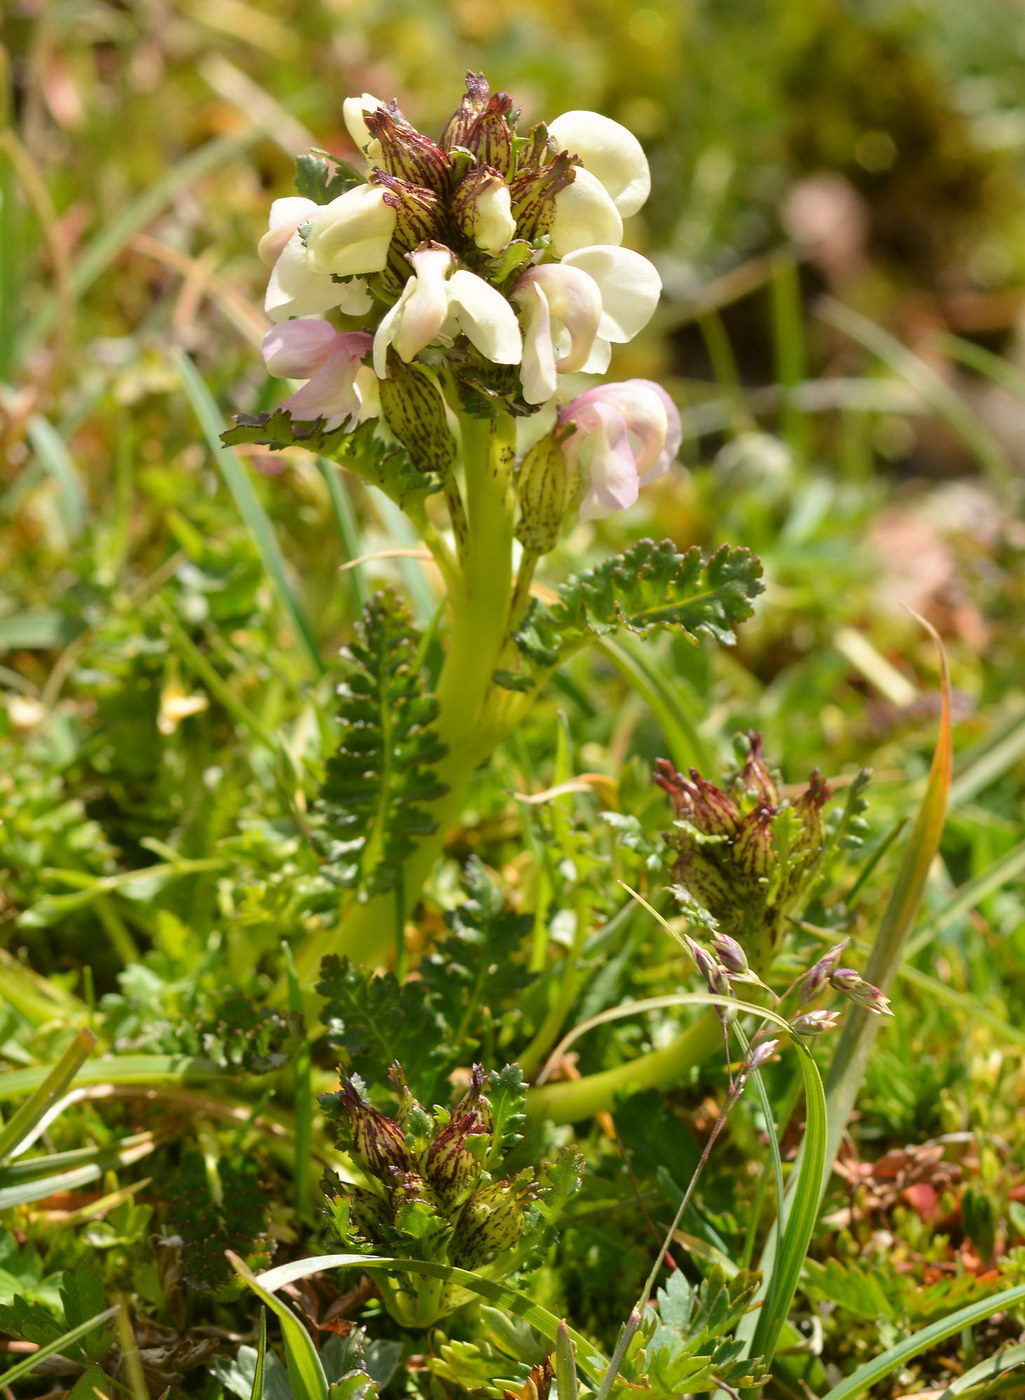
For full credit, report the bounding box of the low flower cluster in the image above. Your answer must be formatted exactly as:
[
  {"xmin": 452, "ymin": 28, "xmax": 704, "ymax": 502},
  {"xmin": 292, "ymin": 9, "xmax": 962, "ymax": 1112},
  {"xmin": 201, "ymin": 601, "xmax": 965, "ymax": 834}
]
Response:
[
  {"xmin": 257, "ymin": 73, "xmax": 680, "ymax": 526},
  {"xmin": 655, "ymin": 735, "xmax": 832, "ymax": 962},
  {"xmin": 320, "ymin": 1064, "xmax": 581, "ymax": 1327}
]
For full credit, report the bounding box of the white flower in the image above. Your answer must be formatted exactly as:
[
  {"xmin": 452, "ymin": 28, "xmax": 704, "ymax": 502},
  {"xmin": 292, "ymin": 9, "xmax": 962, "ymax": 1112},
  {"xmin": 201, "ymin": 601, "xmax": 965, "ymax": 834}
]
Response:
[
  {"xmin": 550, "ymin": 167, "xmax": 623, "ymax": 256},
  {"xmin": 372, "ymin": 243, "xmax": 521, "ymax": 378},
  {"xmin": 512, "ymin": 264, "xmax": 602, "ymax": 404},
  {"xmin": 306, "ymin": 184, "xmax": 397, "ymax": 278},
  {"xmin": 261, "ymin": 197, "xmax": 374, "ymax": 323},
  {"xmin": 453, "ymin": 168, "xmax": 516, "ymax": 255},
  {"xmin": 343, "ymin": 92, "xmax": 387, "ymax": 155},
  {"xmin": 511, "ymin": 246, "xmax": 661, "ymax": 402},
  {"xmin": 558, "ymin": 379, "xmax": 682, "ymax": 519},
  {"xmin": 561, "ymin": 244, "xmax": 661, "ymax": 361},
  {"xmin": 263, "ymin": 321, "xmax": 374, "ymax": 428},
  {"xmin": 548, "ymin": 110, "xmax": 651, "ymax": 217}
]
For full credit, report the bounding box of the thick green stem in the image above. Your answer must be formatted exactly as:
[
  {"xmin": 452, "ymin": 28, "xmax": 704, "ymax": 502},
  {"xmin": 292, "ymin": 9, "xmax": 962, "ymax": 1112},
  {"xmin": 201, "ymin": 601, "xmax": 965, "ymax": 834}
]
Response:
[
  {"xmin": 525, "ymin": 1009, "xmax": 724, "ymax": 1124},
  {"xmin": 294, "ymin": 415, "xmax": 518, "ymax": 989}
]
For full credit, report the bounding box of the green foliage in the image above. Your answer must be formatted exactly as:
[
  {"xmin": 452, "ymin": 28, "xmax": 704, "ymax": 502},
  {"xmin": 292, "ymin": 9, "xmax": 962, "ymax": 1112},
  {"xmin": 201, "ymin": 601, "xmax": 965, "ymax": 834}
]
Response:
[
  {"xmin": 503, "ymin": 541, "xmax": 763, "ymax": 686},
  {"xmin": 165, "ymin": 1151, "xmax": 272, "ymax": 1290},
  {"xmin": 294, "ymin": 152, "xmax": 364, "ymax": 203},
  {"xmin": 221, "ymin": 416, "xmax": 434, "ymax": 509},
  {"xmin": 316, "ymin": 588, "xmax": 448, "ymax": 898},
  {"xmin": 622, "ymin": 1267, "xmax": 769, "ymax": 1396},
  {"xmin": 0, "ymin": 1254, "xmax": 113, "ymax": 1363}
]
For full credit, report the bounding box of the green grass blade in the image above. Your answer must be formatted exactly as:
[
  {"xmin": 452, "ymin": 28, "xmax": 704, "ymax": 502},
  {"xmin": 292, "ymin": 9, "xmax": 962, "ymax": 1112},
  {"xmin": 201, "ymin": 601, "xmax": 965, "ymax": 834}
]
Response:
[
  {"xmin": 0, "ymin": 1305, "xmax": 119, "ymax": 1390},
  {"xmin": 24, "ymin": 414, "xmax": 87, "ymax": 540},
  {"xmin": 817, "ymin": 298, "xmax": 1016, "ymax": 496},
  {"xmin": 229, "ymin": 1253, "xmax": 329, "ymax": 1400},
  {"xmin": 318, "ymin": 457, "xmax": 370, "ymax": 612},
  {"xmin": 250, "ymin": 1309, "xmax": 269, "ymax": 1400},
  {"xmin": 0, "ymin": 1054, "xmax": 230, "ymax": 1100},
  {"xmin": 819, "ymin": 1283, "xmax": 1025, "ymax": 1400},
  {"xmin": 0, "ymin": 1027, "xmax": 96, "ymax": 1163},
  {"xmin": 282, "ymin": 943, "xmax": 313, "ymax": 1224},
  {"xmin": 740, "ymin": 1039, "xmax": 828, "ymax": 1374},
  {"xmin": 599, "ymin": 634, "xmax": 714, "ymax": 773},
  {"xmin": 0, "ymin": 1131, "xmax": 163, "ymax": 1209},
  {"xmin": 249, "ymin": 1253, "xmax": 610, "ymax": 1386},
  {"xmin": 16, "ymin": 119, "xmax": 286, "ymax": 358},
  {"xmin": 939, "ymin": 1340, "xmax": 1025, "ymax": 1397},
  {"xmin": 820, "ymin": 619, "xmax": 952, "ymax": 1190},
  {"xmin": 949, "ymin": 704, "xmax": 1025, "ymax": 808},
  {"xmin": 174, "ymin": 348, "xmax": 324, "ymax": 677},
  {"xmin": 905, "ymin": 834, "xmax": 1025, "ymax": 958}
]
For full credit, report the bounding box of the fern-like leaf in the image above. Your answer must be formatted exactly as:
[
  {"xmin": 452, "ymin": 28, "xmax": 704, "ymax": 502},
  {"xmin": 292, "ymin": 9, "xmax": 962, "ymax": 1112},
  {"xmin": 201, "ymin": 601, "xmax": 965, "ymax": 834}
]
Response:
[
  {"xmin": 318, "ymin": 589, "xmax": 448, "ymax": 899},
  {"xmin": 504, "ymin": 539, "xmax": 763, "ymax": 684}
]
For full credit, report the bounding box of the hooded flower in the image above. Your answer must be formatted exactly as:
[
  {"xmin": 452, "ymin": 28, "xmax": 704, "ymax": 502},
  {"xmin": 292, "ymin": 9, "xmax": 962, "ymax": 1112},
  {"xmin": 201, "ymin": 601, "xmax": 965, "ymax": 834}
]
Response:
[
  {"xmin": 373, "ymin": 243, "xmax": 521, "ymax": 377},
  {"xmin": 305, "ymin": 183, "xmax": 398, "ymax": 278},
  {"xmin": 547, "ymin": 110, "xmax": 651, "ymax": 217},
  {"xmin": 549, "ymin": 167, "xmax": 624, "ymax": 256},
  {"xmin": 558, "ymin": 379, "xmax": 681, "ymax": 518},
  {"xmin": 261, "ymin": 197, "xmax": 374, "ymax": 322},
  {"xmin": 263, "ymin": 321, "xmax": 374, "ymax": 428},
  {"xmin": 512, "ymin": 246, "xmax": 661, "ymax": 403}
]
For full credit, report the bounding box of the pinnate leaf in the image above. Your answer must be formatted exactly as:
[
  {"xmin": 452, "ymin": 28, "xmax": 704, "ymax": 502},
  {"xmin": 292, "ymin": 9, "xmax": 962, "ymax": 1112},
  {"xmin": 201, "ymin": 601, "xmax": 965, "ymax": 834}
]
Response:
[{"xmin": 507, "ymin": 540, "xmax": 763, "ymax": 681}]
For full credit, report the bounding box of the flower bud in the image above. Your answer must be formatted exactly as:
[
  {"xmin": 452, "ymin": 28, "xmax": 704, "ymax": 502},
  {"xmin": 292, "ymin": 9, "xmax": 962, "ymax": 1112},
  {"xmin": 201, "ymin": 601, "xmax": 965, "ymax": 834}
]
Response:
[
  {"xmin": 343, "ymin": 92, "xmax": 387, "ymax": 154},
  {"xmin": 336, "ymin": 1079, "xmax": 412, "ymax": 1180},
  {"xmin": 686, "ymin": 937, "xmax": 731, "ymax": 999},
  {"xmin": 790, "ymin": 1009, "xmax": 841, "ymax": 1037},
  {"xmin": 711, "ymin": 931, "xmax": 749, "ymax": 976},
  {"xmin": 441, "ymin": 75, "xmax": 515, "ymax": 177},
  {"xmin": 830, "ymin": 968, "xmax": 893, "ymax": 1016},
  {"xmin": 509, "ymin": 151, "xmax": 577, "ymax": 243},
  {"xmin": 746, "ymin": 1038, "xmax": 780, "ymax": 1071},
  {"xmin": 378, "ymin": 359, "xmax": 457, "ymax": 476},
  {"xmin": 733, "ymin": 806, "xmax": 778, "ymax": 880},
  {"xmin": 452, "ymin": 165, "xmax": 516, "ymax": 255},
  {"xmin": 657, "ymin": 765, "xmax": 741, "ymax": 839},
  {"xmin": 799, "ymin": 940, "xmax": 849, "ymax": 1004},
  {"xmin": 737, "ymin": 733, "xmax": 780, "ymax": 807},
  {"xmin": 365, "ymin": 106, "xmax": 451, "ymax": 191},
  {"xmin": 452, "ymin": 1178, "xmax": 533, "ymax": 1270},
  {"xmin": 306, "ymin": 184, "xmax": 397, "ymax": 278},
  {"xmin": 424, "ymin": 1108, "xmax": 489, "ymax": 1210},
  {"xmin": 515, "ymin": 429, "xmax": 579, "ymax": 555}
]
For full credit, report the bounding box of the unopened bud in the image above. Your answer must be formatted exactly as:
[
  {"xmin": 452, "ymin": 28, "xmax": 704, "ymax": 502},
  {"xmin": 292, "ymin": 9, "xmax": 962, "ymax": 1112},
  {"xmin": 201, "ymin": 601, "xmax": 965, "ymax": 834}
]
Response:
[
  {"xmin": 453, "ymin": 1178, "xmax": 533, "ymax": 1269},
  {"xmin": 747, "ymin": 1038, "xmax": 780, "ymax": 1071},
  {"xmin": 366, "ymin": 107, "xmax": 451, "ymax": 190},
  {"xmin": 378, "ymin": 359, "xmax": 457, "ymax": 476},
  {"xmin": 447, "ymin": 87, "xmax": 516, "ymax": 179},
  {"xmin": 515, "ymin": 430, "xmax": 577, "ymax": 554},
  {"xmin": 452, "ymin": 165, "xmax": 516, "ymax": 255},
  {"xmin": 337, "ymin": 1079, "xmax": 412, "ymax": 1179},
  {"xmin": 830, "ymin": 969, "xmax": 893, "ymax": 1016},
  {"xmin": 791, "ymin": 1009, "xmax": 841, "ymax": 1037},
  {"xmin": 510, "ymin": 150, "xmax": 577, "ymax": 243},
  {"xmin": 711, "ymin": 931, "xmax": 749, "ymax": 976},
  {"xmin": 800, "ymin": 940, "xmax": 849, "ymax": 1004},
  {"xmin": 686, "ymin": 937, "xmax": 731, "ymax": 999},
  {"xmin": 733, "ymin": 806, "xmax": 777, "ymax": 880},
  {"xmin": 737, "ymin": 733, "xmax": 780, "ymax": 807}
]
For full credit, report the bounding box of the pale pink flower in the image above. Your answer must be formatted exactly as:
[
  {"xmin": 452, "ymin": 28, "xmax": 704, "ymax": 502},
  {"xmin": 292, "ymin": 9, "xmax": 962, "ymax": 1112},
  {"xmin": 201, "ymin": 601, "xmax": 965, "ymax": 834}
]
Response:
[
  {"xmin": 262, "ymin": 321, "xmax": 374, "ymax": 428},
  {"xmin": 559, "ymin": 379, "xmax": 682, "ymax": 519}
]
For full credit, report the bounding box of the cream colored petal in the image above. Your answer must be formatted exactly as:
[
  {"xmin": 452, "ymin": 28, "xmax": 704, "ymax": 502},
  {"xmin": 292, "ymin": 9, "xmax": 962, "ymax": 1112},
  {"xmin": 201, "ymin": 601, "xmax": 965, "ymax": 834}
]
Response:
[{"xmin": 548, "ymin": 110, "xmax": 651, "ymax": 217}]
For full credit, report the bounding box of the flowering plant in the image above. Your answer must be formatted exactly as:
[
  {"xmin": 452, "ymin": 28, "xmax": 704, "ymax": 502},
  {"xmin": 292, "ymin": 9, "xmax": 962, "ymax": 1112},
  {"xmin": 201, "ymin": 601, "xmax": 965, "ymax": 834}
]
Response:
[{"xmin": 226, "ymin": 75, "xmax": 763, "ymax": 972}]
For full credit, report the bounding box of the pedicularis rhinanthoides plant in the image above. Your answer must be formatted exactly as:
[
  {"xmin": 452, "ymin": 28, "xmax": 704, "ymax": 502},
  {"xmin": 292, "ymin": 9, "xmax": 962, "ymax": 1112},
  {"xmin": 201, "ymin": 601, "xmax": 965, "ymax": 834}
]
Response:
[{"xmin": 225, "ymin": 74, "xmax": 764, "ymax": 974}]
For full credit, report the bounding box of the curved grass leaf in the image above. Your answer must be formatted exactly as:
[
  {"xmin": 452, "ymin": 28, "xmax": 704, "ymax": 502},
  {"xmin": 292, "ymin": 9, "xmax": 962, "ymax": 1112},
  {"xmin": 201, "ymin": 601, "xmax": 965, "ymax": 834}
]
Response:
[
  {"xmin": 819, "ymin": 1283, "xmax": 1025, "ymax": 1400},
  {"xmin": 248, "ymin": 1253, "xmax": 609, "ymax": 1386},
  {"xmin": 0, "ymin": 1305, "xmax": 119, "ymax": 1390},
  {"xmin": 229, "ymin": 1253, "xmax": 328, "ymax": 1400},
  {"xmin": 0, "ymin": 1027, "xmax": 96, "ymax": 1163},
  {"xmin": 820, "ymin": 619, "xmax": 952, "ymax": 1191}
]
